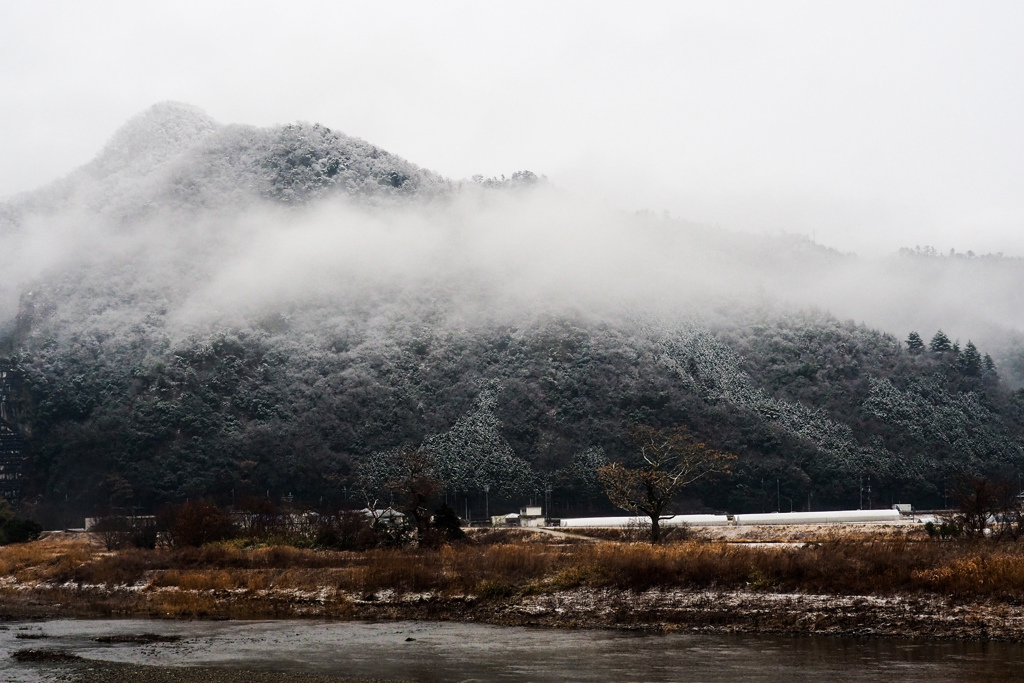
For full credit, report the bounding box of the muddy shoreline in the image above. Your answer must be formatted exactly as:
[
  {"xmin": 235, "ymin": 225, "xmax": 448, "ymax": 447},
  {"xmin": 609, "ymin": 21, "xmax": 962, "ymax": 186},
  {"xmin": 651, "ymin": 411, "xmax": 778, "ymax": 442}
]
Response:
[
  {"xmin": 25, "ymin": 659, "xmax": 401, "ymax": 683},
  {"xmin": 3, "ymin": 584, "xmax": 1024, "ymax": 642}
]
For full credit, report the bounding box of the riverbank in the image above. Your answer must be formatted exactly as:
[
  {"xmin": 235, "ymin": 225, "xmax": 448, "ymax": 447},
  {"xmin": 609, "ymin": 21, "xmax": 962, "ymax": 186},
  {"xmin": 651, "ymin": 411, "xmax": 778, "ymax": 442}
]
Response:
[
  {"xmin": 4, "ymin": 529, "xmax": 1024, "ymax": 641},
  {"xmin": 4, "ymin": 583, "xmax": 1023, "ymax": 641},
  {"xmin": 15, "ymin": 657, "xmax": 400, "ymax": 683}
]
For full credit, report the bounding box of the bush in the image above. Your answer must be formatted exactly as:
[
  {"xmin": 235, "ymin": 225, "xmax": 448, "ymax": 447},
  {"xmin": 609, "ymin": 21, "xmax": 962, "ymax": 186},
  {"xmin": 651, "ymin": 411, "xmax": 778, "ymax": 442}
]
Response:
[
  {"xmin": 0, "ymin": 501, "xmax": 42, "ymax": 545},
  {"xmin": 425, "ymin": 504, "xmax": 465, "ymax": 546},
  {"xmin": 0, "ymin": 517, "xmax": 43, "ymax": 545},
  {"xmin": 162, "ymin": 501, "xmax": 236, "ymax": 548},
  {"xmin": 92, "ymin": 516, "xmax": 133, "ymax": 551},
  {"xmin": 313, "ymin": 511, "xmax": 381, "ymax": 551},
  {"xmin": 476, "ymin": 579, "xmax": 518, "ymax": 600}
]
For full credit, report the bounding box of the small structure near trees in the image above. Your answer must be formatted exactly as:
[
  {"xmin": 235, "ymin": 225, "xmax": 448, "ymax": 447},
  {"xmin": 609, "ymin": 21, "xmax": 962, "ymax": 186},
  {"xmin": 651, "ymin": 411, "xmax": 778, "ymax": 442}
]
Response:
[
  {"xmin": 491, "ymin": 512, "xmax": 522, "ymax": 527},
  {"xmin": 518, "ymin": 506, "xmax": 545, "ymax": 527},
  {"xmin": 598, "ymin": 425, "xmax": 734, "ymax": 543},
  {"xmin": 490, "ymin": 506, "xmax": 547, "ymax": 528}
]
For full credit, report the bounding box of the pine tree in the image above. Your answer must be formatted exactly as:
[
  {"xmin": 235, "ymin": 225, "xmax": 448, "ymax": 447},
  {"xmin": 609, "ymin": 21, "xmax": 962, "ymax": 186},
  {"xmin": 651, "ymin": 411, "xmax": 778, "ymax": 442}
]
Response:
[
  {"xmin": 906, "ymin": 331, "xmax": 925, "ymax": 353},
  {"xmin": 929, "ymin": 330, "xmax": 952, "ymax": 353},
  {"xmin": 958, "ymin": 341, "xmax": 982, "ymax": 376},
  {"xmin": 983, "ymin": 353, "xmax": 996, "ymax": 374}
]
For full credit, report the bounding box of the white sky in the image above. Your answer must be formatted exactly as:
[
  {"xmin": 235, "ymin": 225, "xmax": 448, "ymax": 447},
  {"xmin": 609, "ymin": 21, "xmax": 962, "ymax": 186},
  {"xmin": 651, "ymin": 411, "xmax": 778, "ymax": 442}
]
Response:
[{"xmin": 2, "ymin": 1, "xmax": 1023, "ymax": 256}]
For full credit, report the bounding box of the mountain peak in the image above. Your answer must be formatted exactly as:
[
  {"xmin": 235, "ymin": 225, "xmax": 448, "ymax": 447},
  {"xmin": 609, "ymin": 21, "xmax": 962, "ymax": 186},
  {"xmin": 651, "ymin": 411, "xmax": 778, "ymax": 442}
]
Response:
[{"xmin": 88, "ymin": 102, "xmax": 219, "ymax": 178}]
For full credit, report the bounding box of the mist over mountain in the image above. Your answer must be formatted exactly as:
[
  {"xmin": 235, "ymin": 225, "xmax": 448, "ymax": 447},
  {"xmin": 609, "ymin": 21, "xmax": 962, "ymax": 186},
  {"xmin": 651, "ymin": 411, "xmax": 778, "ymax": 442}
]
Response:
[{"xmin": 2, "ymin": 103, "xmax": 1024, "ymax": 522}]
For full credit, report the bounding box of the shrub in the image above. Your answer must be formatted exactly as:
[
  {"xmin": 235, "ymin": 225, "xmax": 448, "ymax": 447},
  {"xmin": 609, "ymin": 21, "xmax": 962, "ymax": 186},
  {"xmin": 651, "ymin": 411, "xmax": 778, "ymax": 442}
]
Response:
[
  {"xmin": 313, "ymin": 511, "xmax": 380, "ymax": 551},
  {"xmin": 92, "ymin": 516, "xmax": 133, "ymax": 551},
  {"xmin": 0, "ymin": 517, "xmax": 43, "ymax": 545},
  {"xmin": 425, "ymin": 504, "xmax": 465, "ymax": 547},
  {"xmin": 163, "ymin": 501, "xmax": 236, "ymax": 548},
  {"xmin": 0, "ymin": 501, "xmax": 42, "ymax": 545},
  {"xmin": 476, "ymin": 579, "xmax": 518, "ymax": 600}
]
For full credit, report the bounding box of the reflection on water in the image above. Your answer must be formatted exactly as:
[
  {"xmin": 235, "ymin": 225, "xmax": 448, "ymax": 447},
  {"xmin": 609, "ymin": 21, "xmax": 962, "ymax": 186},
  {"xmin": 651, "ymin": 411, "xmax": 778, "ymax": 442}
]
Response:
[{"xmin": 3, "ymin": 619, "xmax": 1023, "ymax": 682}]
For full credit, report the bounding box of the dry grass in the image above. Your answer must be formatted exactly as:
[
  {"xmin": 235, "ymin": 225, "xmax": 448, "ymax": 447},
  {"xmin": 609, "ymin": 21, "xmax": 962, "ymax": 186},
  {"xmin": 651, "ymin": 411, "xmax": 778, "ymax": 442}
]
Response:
[
  {"xmin": 7, "ymin": 533, "xmax": 1024, "ymax": 605},
  {"xmin": 557, "ymin": 539, "xmax": 927, "ymax": 593},
  {"xmin": 911, "ymin": 553, "xmax": 1024, "ymax": 595},
  {"xmin": 0, "ymin": 537, "xmax": 97, "ymax": 581},
  {"xmin": 144, "ymin": 589, "xmax": 224, "ymax": 618}
]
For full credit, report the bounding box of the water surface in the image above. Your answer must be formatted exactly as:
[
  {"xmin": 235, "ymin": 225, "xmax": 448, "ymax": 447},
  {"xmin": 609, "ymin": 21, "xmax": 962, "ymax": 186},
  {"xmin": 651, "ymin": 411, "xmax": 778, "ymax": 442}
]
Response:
[{"xmin": 2, "ymin": 619, "xmax": 1022, "ymax": 682}]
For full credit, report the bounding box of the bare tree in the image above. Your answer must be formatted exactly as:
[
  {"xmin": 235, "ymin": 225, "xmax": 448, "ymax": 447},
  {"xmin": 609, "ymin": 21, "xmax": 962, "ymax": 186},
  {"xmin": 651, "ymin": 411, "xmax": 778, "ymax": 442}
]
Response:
[
  {"xmin": 598, "ymin": 425, "xmax": 734, "ymax": 543},
  {"xmin": 953, "ymin": 476, "xmax": 1003, "ymax": 538},
  {"xmin": 91, "ymin": 515, "xmax": 132, "ymax": 551},
  {"xmin": 357, "ymin": 444, "xmax": 440, "ymax": 543},
  {"xmin": 950, "ymin": 475, "xmax": 1024, "ymax": 541}
]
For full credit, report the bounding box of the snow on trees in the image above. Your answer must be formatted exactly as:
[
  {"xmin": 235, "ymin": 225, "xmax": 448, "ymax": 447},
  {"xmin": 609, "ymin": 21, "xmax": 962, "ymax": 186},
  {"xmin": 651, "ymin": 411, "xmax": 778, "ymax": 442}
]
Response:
[
  {"xmin": 358, "ymin": 383, "xmax": 536, "ymax": 522},
  {"xmin": 930, "ymin": 330, "xmax": 953, "ymax": 353},
  {"xmin": 958, "ymin": 341, "xmax": 982, "ymax": 376},
  {"xmin": 906, "ymin": 332, "xmax": 925, "ymax": 353},
  {"xmin": 863, "ymin": 375, "xmax": 1023, "ymax": 474},
  {"xmin": 422, "ymin": 384, "xmax": 535, "ymax": 497},
  {"xmin": 651, "ymin": 321, "xmax": 868, "ymax": 475}
]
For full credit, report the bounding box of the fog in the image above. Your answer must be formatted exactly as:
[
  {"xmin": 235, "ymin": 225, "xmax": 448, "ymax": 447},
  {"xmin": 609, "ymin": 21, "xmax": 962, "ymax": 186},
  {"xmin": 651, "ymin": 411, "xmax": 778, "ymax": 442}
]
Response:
[
  {"xmin": 2, "ymin": 107, "xmax": 1023, "ymax": 365},
  {"xmin": 167, "ymin": 191, "xmax": 1024, "ymax": 352},
  {"xmin": 3, "ymin": 3, "xmax": 1024, "ymax": 257}
]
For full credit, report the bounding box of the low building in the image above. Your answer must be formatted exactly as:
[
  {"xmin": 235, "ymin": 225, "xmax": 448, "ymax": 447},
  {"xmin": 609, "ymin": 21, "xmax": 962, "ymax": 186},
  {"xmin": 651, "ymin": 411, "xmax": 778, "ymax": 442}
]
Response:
[
  {"xmin": 491, "ymin": 512, "xmax": 521, "ymax": 527},
  {"xmin": 492, "ymin": 506, "xmax": 548, "ymax": 528},
  {"xmin": 519, "ymin": 506, "xmax": 546, "ymax": 528}
]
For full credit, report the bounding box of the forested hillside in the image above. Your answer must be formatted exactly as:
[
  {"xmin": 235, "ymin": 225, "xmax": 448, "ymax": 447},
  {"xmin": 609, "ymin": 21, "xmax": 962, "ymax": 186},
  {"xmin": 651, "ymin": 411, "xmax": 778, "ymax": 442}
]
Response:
[{"xmin": 2, "ymin": 103, "xmax": 1024, "ymax": 525}]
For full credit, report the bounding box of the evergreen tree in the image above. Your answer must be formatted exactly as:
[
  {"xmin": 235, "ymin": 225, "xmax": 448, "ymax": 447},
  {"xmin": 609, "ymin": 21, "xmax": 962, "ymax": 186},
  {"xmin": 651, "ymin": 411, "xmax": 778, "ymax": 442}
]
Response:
[
  {"xmin": 0, "ymin": 501, "xmax": 42, "ymax": 545},
  {"xmin": 930, "ymin": 330, "xmax": 952, "ymax": 353},
  {"xmin": 958, "ymin": 341, "xmax": 982, "ymax": 376},
  {"xmin": 984, "ymin": 353, "xmax": 997, "ymax": 375},
  {"xmin": 906, "ymin": 331, "xmax": 925, "ymax": 353},
  {"xmin": 430, "ymin": 504, "xmax": 465, "ymax": 543}
]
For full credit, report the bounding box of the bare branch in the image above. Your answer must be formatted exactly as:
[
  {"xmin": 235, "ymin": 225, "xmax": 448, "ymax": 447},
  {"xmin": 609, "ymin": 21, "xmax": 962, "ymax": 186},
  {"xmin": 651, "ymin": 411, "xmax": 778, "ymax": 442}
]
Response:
[{"xmin": 598, "ymin": 425, "xmax": 734, "ymax": 543}]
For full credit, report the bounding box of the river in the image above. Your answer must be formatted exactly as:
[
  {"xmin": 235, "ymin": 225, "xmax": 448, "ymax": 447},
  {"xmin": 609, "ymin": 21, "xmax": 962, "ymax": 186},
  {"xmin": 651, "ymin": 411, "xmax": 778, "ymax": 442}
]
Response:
[{"xmin": 3, "ymin": 619, "xmax": 1022, "ymax": 682}]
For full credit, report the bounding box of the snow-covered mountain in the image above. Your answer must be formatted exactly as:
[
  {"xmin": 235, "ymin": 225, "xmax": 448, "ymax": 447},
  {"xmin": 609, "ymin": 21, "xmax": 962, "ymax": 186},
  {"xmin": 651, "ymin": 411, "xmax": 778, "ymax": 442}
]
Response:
[{"xmin": 2, "ymin": 104, "xmax": 1024, "ymax": 523}]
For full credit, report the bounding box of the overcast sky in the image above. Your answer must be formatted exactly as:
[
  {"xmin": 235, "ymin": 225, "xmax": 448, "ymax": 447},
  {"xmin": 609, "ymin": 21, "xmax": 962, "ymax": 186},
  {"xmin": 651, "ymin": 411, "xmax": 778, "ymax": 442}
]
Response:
[{"xmin": 2, "ymin": 1, "xmax": 1023, "ymax": 256}]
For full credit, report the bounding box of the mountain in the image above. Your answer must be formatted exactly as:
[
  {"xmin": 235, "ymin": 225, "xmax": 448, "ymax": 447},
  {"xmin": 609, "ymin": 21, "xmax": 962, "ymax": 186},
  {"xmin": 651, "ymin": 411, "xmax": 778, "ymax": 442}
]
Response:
[
  {"xmin": 2, "ymin": 104, "xmax": 1024, "ymax": 525},
  {"xmin": 2, "ymin": 102, "xmax": 448, "ymax": 231}
]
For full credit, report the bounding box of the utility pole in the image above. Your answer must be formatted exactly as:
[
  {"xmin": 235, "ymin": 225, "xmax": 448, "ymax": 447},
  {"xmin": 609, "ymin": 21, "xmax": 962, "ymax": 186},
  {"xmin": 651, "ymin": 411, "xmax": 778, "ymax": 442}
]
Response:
[
  {"xmin": 777, "ymin": 479, "xmax": 780, "ymax": 513},
  {"xmin": 483, "ymin": 484, "xmax": 490, "ymax": 521}
]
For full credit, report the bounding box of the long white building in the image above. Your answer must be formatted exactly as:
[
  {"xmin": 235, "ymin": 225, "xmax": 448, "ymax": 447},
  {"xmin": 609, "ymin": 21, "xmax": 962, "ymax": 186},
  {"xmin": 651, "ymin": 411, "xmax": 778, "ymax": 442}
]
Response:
[
  {"xmin": 557, "ymin": 508, "xmax": 904, "ymax": 528},
  {"xmin": 560, "ymin": 514, "xmax": 729, "ymax": 528},
  {"xmin": 732, "ymin": 509, "xmax": 901, "ymax": 525}
]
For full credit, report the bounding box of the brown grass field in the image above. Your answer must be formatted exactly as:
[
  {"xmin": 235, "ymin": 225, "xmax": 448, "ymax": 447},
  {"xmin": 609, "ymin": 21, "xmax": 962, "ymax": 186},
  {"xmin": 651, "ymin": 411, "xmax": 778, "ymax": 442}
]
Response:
[{"xmin": 4, "ymin": 526, "xmax": 1024, "ymax": 638}]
